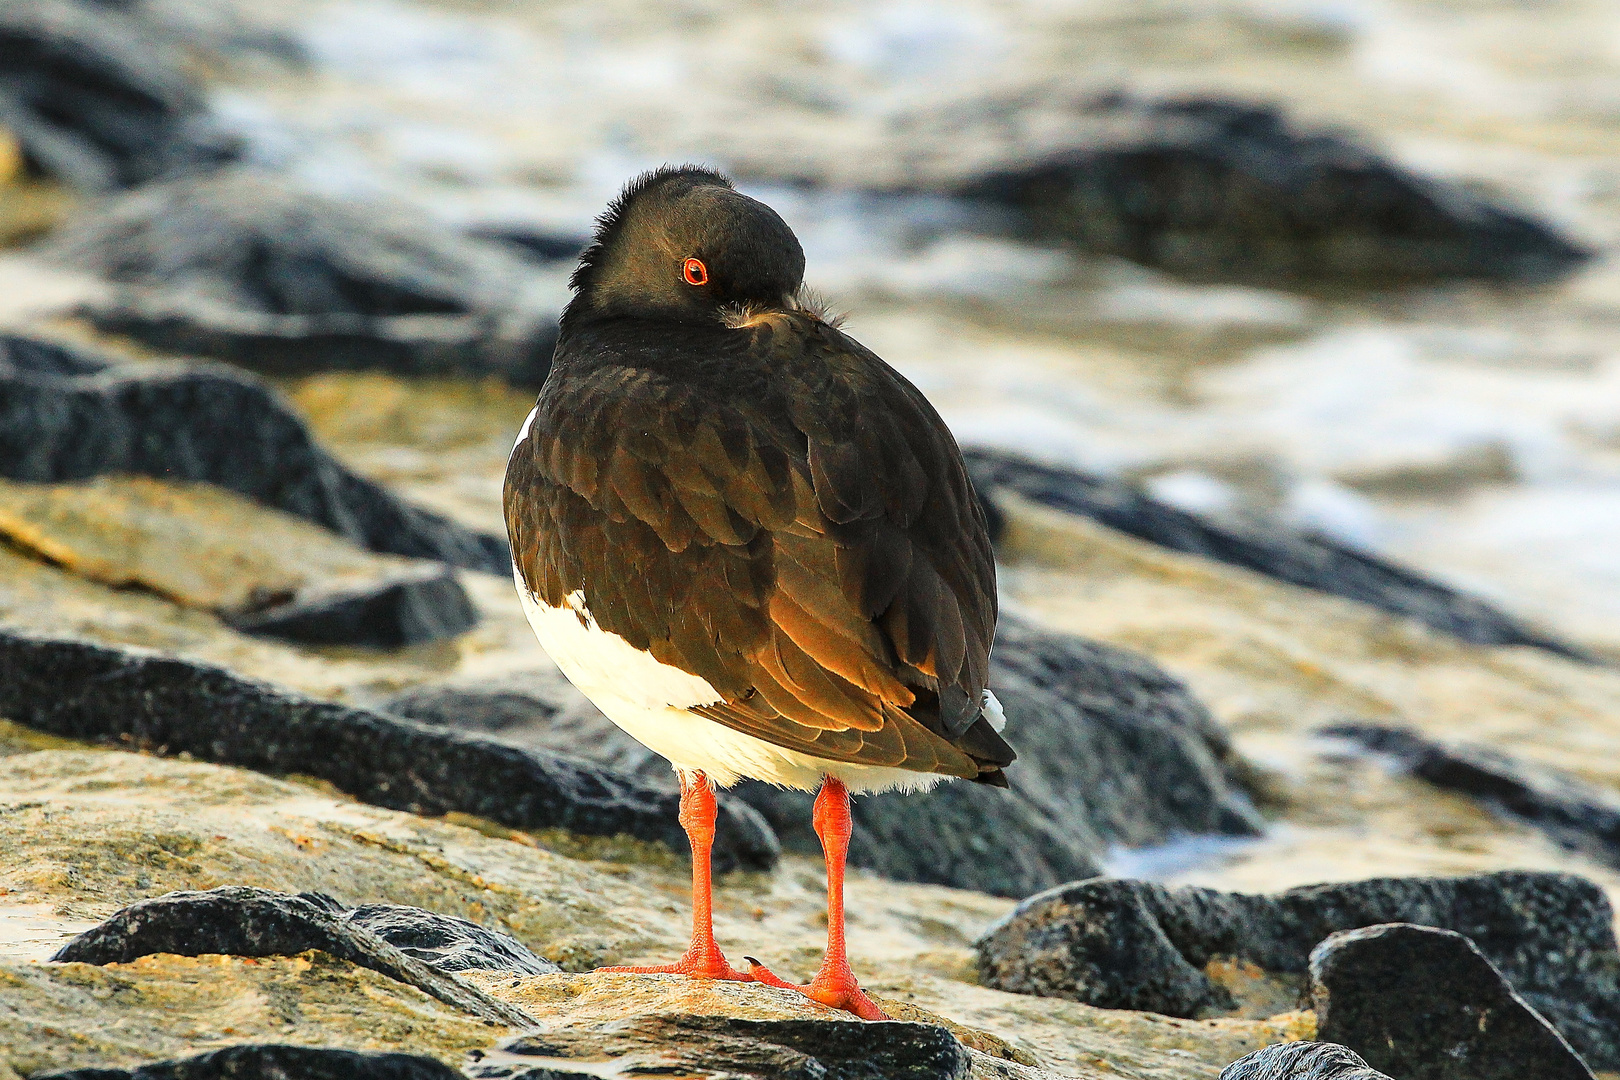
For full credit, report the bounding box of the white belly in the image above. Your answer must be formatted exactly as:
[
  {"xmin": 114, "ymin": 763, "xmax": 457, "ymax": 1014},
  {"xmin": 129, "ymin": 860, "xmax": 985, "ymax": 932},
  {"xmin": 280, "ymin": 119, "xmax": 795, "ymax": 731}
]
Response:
[{"xmin": 516, "ymin": 579, "xmax": 947, "ymax": 794}]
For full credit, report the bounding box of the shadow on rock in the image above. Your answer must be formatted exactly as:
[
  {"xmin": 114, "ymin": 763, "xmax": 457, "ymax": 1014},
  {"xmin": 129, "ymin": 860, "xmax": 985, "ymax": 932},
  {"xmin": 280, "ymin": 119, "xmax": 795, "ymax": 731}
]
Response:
[{"xmin": 44, "ymin": 170, "xmax": 560, "ymax": 387}]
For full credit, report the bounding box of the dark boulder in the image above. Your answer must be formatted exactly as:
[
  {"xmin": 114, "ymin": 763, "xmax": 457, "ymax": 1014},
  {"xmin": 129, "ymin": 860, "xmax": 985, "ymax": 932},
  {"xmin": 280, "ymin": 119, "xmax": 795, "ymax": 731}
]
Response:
[
  {"xmin": 0, "ymin": 0, "xmax": 236, "ymax": 192},
  {"xmin": 478, "ymin": 1016, "xmax": 971, "ymax": 1080},
  {"xmin": 963, "ymin": 446, "xmax": 1588, "ymax": 660},
  {"xmin": 226, "ymin": 564, "xmax": 479, "ymax": 649},
  {"xmin": 1220, "ymin": 1042, "xmax": 1392, "ymax": 1080},
  {"xmin": 975, "ymin": 870, "xmax": 1620, "ymax": 1068},
  {"xmin": 1320, "ymin": 723, "xmax": 1620, "ymax": 868},
  {"xmin": 52, "ymin": 887, "xmax": 536, "ymax": 1028},
  {"xmin": 338, "ymin": 901, "xmax": 559, "ymax": 977},
  {"xmin": 0, "ymin": 333, "xmax": 509, "ymax": 573},
  {"xmin": 384, "ymin": 615, "xmax": 1258, "ymax": 899},
  {"xmin": 45, "ymin": 171, "xmax": 559, "ymax": 386},
  {"xmin": 952, "ymin": 95, "xmax": 1588, "ymax": 287},
  {"xmin": 0, "ymin": 628, "xmax": 780, "ymax": 873},
  {"xmin": 1312, "ymin": 923, "xmax": 1595, "ymax": 1080},
  {"xmin": 33, "ymin": 1044, "xmax": 463, "ymax": 1080}
]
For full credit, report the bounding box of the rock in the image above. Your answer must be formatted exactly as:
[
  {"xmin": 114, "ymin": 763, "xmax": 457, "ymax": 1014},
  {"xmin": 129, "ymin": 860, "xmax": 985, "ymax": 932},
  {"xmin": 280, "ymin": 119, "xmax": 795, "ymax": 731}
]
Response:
[
  {"xmin": 477, "ymin": 1016, "xmax": 972, "ymax": 1080},
  {"xmin": 975, "ymin": 870, "xmax": 1620, "ymax": 1068},
  {"xmin": 45, "ymin": 171, "xmax": 561, "ymax": 386},
  {"xmin": 950, "ymin": 95, "xmax": 1588, "ymax": 287},
  {"xmin": 53, "ymin": 886, "xmax": 536, "ymax": 1028},
  {"xmin": 337, "ymin": 902, "xmax": 560, "ymax": 977},
  {"xmin": 1319, "ymin": 723, "xmax": 1620, "ymax": 869},
  {"xmin": 0, "ymin": 0, "xmax": 235, "ymax": 192},
  {"xmin": 384, "ymin": 615, "xmax": 1258, "ymax": 899},
  {"xmin": 1310, "ymin": 923, "xmax": 1595, "ymax": 1080},
  {"xmin": 467, "ymin": 225, "xmax": 589, "ymax": 264},
  {"xmin": 0, "ymin": 628, "xmax": 780, "ymax": 873},
  {"xmin": 1220, "ymin": 1042, "xmax": 1392, "ymax": 1080},
  {"xmin": 0, "ymin": 333, "xmax": 510, "ymax": 573},
  {"xmin": 226, "ymin": 564, "xmax": 479, "ymax": 649},
  {"xmin": 963, "ymin": 446, "xmax": 1587, "ymax": 660},
  {"xmin": 0, "ymin": 475, "xmax": 480, "ymax": 649},
  {"xmin": 34, "ymin": 1045, "xmax": 465, "ymax": 1080}
]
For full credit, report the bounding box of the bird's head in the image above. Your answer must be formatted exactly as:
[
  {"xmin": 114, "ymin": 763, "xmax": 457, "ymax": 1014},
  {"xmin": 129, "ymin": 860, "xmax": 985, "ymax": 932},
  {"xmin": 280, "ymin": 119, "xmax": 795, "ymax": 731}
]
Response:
[{"xmin": 564, "ymin": 166, "xmax": 806, "ymax": 325}]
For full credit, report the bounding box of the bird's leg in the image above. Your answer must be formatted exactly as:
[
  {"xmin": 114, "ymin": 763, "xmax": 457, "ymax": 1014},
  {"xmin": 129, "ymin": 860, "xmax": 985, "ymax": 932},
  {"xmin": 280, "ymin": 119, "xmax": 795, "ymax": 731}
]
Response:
[
  {"xmin": 747, "ymin": 776, "xmax": 890, "ymax": 1020},
  {"xmin": 596, "ymin": 769, "xmax": 751, "ymax": 981}
]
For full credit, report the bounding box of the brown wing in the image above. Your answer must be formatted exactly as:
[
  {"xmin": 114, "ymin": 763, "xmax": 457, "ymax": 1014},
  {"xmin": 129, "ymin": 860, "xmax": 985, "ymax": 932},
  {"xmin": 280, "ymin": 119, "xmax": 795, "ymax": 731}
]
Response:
[{"xmin": 504, "ymin": 311, "xmax": 1011, "ymax": 781}]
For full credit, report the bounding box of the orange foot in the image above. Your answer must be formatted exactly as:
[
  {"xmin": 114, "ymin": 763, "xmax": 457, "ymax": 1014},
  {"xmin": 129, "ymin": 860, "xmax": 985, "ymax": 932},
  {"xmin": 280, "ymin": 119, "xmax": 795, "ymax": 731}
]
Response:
[
  {"xmin": 744, "ymin": 956, "xmax": 890, "ymax": 1020},
  {"xmin": 597, "ymin": 940, "xmax": 753, "ymax": 981}
]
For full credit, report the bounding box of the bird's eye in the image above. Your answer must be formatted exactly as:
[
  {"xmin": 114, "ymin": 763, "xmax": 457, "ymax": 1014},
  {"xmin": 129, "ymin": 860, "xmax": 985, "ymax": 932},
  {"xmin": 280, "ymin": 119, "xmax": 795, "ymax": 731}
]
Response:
[{"xmin": 683, "ymin": 258, "xmax": 709, "ymax": 286}]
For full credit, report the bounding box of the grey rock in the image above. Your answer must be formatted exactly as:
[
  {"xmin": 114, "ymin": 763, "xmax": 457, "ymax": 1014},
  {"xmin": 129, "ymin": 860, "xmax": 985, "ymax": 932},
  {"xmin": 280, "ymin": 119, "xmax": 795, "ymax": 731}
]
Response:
[
  {"xmin": 0, "ymin": 333, "xmax": 509, "ymax": 574},
  {"xmin": 32, "ymin": 1044, "xmax": 462, "ymax": 1080},
  {"xmin": 1320, "ymin": 723, "xmax": 1620, "ymax": 868},
  {"xmin": 952, "ymin": 95, "xmax": 1588, "ymax": 287},
  {"xmin": 339, "ymin": 901, "xmax": 559, "ymax": 977},
  {"xmin": 46, "ymin": 171, "xmax": 560, "ymax": 386},
  {"xmin": 226, "ymin": 564, "xmax": 479, "ymax": 649},
  {"xmin": 1220, "ymin": 1042, "xmax": 1391, "ymax": 1080},
  {"xmin": 0, "ymin": 0, "xmax": 236, "ymax": 192},
  {"xmin": 1312, "ymin": 923, "xmax": 1595, "ymax": 1080},
  {"xmin": 472, "ymin": 1015, "xmax": 971, "ymax": 1080},
  {"xmin": 964, "ymin": 446, "xmax": 1588, "ymax": 660},
  {"xmin": 0, "ymin": 628, "xmax": 780, "ymax": 873},
  {"xmin": 975, "ymin": 870, "xmax": 1620, "ymax": 1068},
  {"xmin": 384, "ymin": 616, "xmax": 1258, "ymax": 899},
  {"xmin": 51, "ymin": 887, "xmax": 535, "ymax": 1028}
]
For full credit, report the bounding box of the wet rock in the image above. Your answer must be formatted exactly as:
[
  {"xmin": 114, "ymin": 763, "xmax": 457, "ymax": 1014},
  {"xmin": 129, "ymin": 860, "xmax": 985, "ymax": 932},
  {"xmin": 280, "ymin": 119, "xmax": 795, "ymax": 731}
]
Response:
[
  {"xmin": 1320, "ymin": 723, "xmax": 1620, "ymax": 868},
  {"xmin": 226, "ymin": 564, "xmax": 478, "ymax": 649},
  {"xmin": 1219, "ymin": 1042, "xmax": 1392, "ymax": 1080},
  {"xmin": 975, "ymin": 870, "xmax": 1620, "ymax": 1068},
  {"xmin": 34, "ymin": 1045, "xmax": 464, "ymax": 1080},
  {"xmin": 385, "ymin": 615, "xmax": 1257, "ymax": 899},
  {"xmin": 951, "ymin": 95, "xmax": 1588, "ymax": 287},
  {"xmin": 46, "ymin": 171, "xmax": 561, "ymax": 386},
  {"xmin": 336, "ymin": 901, "xmax": 560, "ymax": 977},
  {"xmin": 963, "ymin": 446, "xmax": 1587, "ymax": 660},
  {"xmin": 52, "ymin": 886, "xmax": 536, "ymax": 1027},
  {"xmin": 0, "ymin": 1, "xmax": 236, "ymax": 192},
  {"xmin": 1311, "ymin": 923, "xmax": 1595, "ymax": 1080},
  {"xmin": 475, "ymin": 1016, "xmax": 972, "ymax": 1080},
  {"xmin": 0, "ymin": 628, "xmax": 780, "ymax": 873},
  {"xmin": 0, "ymin": 333, "xmax": 509, "ymax": 573}
]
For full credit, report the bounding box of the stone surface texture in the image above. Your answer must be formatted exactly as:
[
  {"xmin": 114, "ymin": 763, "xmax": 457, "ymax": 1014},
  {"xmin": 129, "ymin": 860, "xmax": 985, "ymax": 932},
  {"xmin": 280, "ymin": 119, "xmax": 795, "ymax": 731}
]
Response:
[
  {"xmin": 1219, "ymin": 1042, "xmax": 1392, "ymax": 1080},
  {"xmin": 1310, "ymin": 923, "xmax": 1595, "ymax": 1080},
  {"xmin": 975, "ymin": 870, "xmax": 1620, "ymax": 1067},
  {"xmin": 0, "ymin": 333, "xmax": 510, "ymax": 572},
  {"xmin": 34, "ymin": 1044, "xmax": 466, "ymax": 1080}
]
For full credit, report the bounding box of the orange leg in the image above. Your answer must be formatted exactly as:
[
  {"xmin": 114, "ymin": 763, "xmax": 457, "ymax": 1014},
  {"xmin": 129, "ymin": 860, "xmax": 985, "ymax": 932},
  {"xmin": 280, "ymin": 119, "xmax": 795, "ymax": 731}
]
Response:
[
  {"xmin": 596, "ymin": 770, "xmax": 751, "ymax": 981},
  {"xmin": 747, "ymin": 776, "xmax": 889, "ymax": 1020}
]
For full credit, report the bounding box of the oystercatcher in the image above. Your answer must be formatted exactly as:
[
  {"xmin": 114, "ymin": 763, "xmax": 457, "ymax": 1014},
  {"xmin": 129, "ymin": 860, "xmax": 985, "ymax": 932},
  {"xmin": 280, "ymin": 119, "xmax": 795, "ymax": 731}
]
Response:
[{"xmin": 504, "ymin": 166, "xmax": 1014, "ymax": 1020}]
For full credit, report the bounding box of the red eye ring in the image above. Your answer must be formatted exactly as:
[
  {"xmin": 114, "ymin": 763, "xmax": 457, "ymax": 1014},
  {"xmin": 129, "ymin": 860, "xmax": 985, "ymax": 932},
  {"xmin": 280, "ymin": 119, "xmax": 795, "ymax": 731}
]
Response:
[{"xmin": 683, "ymin": 257, "xmax": 709, "ymax": 286}]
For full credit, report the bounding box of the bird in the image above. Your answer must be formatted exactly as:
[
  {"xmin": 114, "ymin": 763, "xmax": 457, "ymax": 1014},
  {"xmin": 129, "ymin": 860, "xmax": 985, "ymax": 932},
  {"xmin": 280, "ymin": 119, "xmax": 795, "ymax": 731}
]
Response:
[{"xmin": 503, "ymin": 165, "xmax": 1015, "ymax": 1020}]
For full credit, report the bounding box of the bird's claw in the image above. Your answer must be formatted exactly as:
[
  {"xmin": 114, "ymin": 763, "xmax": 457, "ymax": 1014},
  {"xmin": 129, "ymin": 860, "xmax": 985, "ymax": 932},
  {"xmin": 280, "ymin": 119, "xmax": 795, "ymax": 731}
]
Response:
[
  {"xmin": 744, "ymin": 957, "xmax": 891, "ymax": 1020},
  {"xmin": 597, "ymin": 943, "xmax": 753, "ymax": 982}
]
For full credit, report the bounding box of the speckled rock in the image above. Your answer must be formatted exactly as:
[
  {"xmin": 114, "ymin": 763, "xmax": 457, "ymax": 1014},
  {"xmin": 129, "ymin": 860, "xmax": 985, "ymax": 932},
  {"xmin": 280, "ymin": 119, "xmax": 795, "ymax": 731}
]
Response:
[
  {"xmin": 975, "ymin": 871, "xmax": 1620, "ymax": 1068},
  {"xmin": 0, "ymin": 629, "xmax": 779, "ymax": 873},
  {"xmin": 53, "ymin": 886, "xmax": 536, "ymax": 1027},
  {"xmin": 0, "ymin": 333, "xmax": 509, "ymax": 573},
  {"xmin": 336, "ymin": 901, "xmax": 559, "ymax": 977},
  {"xmin": 46, "ymin": 171, "xmax": 560, "ymax": 386},
  {"xmin": 964, "ymin": 446, "xmax": 1585, "ymax": 659},
  {"xmin": 1219, "ymin": 1042, "xmax": 1391, "ymax": 1080},
  {"xmin": 949, "ymin": 95, "xmax": 1588, "ymax": 287},
  {"xmin": 1310, "ymin": 924, "xmax": 1595, "ymax": 1080},
  {"xmin": 35, "ymin": 1043, "xmax": 465, "ymax": 1080}
]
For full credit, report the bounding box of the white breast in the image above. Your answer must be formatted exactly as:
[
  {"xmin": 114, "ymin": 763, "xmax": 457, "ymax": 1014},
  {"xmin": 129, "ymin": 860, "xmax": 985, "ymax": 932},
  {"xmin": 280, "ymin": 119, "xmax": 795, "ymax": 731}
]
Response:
[{"xmin": 515, "ymin": 578, "xmax": 947, "ymax": 794}]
